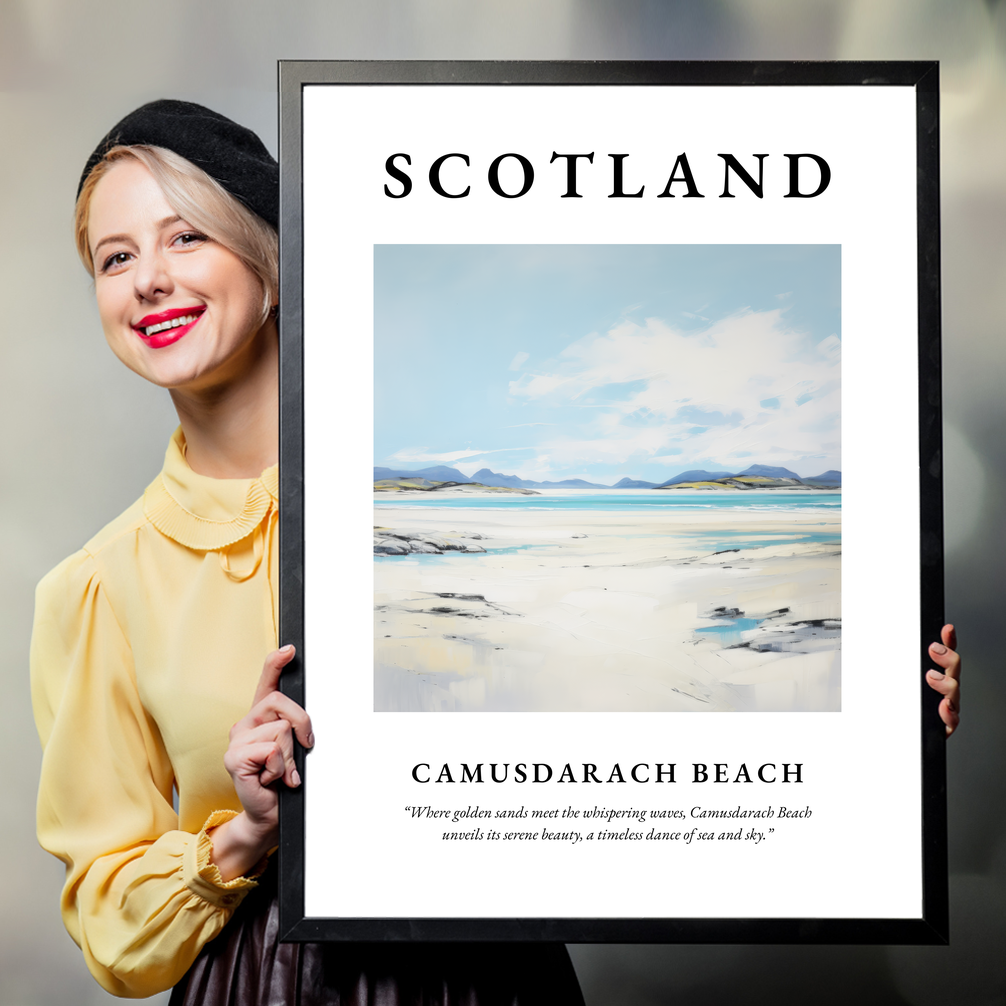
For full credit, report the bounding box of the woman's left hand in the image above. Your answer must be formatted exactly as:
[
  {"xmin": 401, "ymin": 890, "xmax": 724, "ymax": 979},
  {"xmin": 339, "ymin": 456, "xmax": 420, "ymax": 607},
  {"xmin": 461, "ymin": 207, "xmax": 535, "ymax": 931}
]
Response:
[{"xmin": 926, "ymin": 624, "xmax": 961, "ymax": 737}]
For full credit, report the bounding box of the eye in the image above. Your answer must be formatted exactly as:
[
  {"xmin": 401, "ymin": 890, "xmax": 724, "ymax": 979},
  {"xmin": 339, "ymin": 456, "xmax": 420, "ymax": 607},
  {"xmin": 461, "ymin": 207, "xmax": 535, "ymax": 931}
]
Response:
[
  {"xmin": 172, "ymin": 230, "xmax": 208, "ymax": 249},
  {"xmin": 100, "ymin": 251, "xmax": 132, "ymax": 274}
]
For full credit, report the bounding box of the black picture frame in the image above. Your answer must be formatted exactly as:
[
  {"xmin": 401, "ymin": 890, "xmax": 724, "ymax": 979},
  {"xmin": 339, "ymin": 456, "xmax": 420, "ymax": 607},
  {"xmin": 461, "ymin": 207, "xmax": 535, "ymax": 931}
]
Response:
[{"xmin": 277, "ymin": 60, "xmax": 945, "ymax": 944}]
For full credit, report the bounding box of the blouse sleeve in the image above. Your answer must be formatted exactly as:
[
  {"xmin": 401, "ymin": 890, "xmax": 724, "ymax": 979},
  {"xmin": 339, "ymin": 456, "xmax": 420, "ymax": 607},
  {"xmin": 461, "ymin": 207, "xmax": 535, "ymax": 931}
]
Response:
[{"xmin": 31, "ymin": 549, "xmax": 262, "ymax": 998}]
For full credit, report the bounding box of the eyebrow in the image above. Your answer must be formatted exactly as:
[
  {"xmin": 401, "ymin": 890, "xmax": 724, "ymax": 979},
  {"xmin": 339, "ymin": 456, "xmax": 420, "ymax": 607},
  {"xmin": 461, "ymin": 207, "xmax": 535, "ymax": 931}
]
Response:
[{"xmin": 91, "ymin": 215, "xmax": 185, "ymax": 258}]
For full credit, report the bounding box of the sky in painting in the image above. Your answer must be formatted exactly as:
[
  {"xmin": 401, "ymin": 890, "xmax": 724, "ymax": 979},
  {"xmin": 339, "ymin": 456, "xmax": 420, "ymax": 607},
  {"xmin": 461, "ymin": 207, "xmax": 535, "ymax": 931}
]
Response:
[{"xmin": 374, "ymin": 245, "xmax": 840, "ymax": 484}]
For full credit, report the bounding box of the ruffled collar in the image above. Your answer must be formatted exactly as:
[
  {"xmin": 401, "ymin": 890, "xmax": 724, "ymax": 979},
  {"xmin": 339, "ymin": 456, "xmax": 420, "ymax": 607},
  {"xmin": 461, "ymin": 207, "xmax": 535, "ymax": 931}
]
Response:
[{"xmin": 143, "ymin": 428, "xmax": 278, "ymax": 551}]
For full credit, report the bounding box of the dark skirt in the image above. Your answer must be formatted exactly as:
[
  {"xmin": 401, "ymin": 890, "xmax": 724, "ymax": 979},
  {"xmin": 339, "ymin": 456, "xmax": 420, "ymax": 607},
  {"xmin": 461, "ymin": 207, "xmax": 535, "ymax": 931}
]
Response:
[{"xmin": 169, "ymin": 870, "xmax": 585, "ymax": 1006}]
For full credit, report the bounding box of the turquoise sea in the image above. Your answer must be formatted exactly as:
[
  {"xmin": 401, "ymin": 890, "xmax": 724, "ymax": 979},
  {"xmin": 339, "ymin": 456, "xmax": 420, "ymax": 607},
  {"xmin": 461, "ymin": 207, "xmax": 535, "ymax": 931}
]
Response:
[{"xmin": 374, "ymin": 491, "xmax": 841, "ymax": 513}]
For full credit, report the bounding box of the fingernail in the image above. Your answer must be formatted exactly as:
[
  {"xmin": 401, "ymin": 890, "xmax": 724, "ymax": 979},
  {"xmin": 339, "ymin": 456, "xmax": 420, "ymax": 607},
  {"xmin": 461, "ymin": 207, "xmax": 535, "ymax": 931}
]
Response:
[
  {"xmin": 931, "ymin": 643, "xmax": 947, "ymax": 655},
  {"xmin": 928, "ymin": 669, "xmax": 944, "ymax": 679},
  {"xmin": 292, "ymin": 768, "xmax": 301, "ymax": 787},
  {"xmin": 307, "ymin": 732, "xmax": 315, "ymax": 748},
  {"xmin": 280, "ymin": 644, "xmax": 295, "ymax": 654}
]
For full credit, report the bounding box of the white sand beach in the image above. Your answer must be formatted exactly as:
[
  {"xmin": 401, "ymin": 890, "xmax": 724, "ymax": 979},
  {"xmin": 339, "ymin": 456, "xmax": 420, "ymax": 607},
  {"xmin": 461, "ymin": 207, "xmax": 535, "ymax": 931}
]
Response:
[{"xmin": 374, "ymin": 497, "xmax": 841, "ymax": 713}]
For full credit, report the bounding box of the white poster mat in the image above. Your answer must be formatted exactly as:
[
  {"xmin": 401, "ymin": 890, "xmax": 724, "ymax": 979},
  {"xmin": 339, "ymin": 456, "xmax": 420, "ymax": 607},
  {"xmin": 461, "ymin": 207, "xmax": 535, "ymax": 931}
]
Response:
[{"xmin": 301, "ymin": 84, "xmax": 919, "ymax": 920}]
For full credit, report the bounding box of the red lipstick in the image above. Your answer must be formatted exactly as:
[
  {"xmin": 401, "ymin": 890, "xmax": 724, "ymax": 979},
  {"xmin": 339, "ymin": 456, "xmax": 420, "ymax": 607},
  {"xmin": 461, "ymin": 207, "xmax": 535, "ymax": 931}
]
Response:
[{"xmin": 132, "ymin": 306, "xmax": 205, "ymax": 349}]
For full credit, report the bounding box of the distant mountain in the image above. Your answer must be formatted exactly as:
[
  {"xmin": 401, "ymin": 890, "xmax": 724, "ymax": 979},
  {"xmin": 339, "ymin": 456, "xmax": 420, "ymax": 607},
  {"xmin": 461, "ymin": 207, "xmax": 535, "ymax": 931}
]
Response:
[
  {"xmin": 468, "ymin": 468, "xmax": 609, "ymax": 489},
  {"xmin": 469, "ymin": 468, "xmax": 529, "ymax": 488},
  {"xmin": 374, "ymin": 463, "xmax": 841, "ymax": 491},
  {"xmin": 535, "ymin": 479, "xmax": 610, "ymax": 488},
  {"xmin": 613, "ymin": 477, "xmax": 659, "ymax": 488},
  {"xmin": 734, "ymin": 464, "xmax": 802, "ymax": 480},
  {"xmin": 657, "ymin": 470, "xmax": 733, "ymax": 487},
  {"xmin": 374, "ymin": 465, "xmax": 471, "ymax": 483},
  {"xmin": 802, "ymin": 470, "xmax": 842, "ymax": 486}
]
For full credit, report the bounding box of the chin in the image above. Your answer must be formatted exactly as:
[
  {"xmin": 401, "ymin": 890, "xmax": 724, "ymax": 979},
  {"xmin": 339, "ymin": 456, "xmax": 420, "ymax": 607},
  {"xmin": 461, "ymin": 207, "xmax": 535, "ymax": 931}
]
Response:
[{"xmin": 122, "ymin": 353, "xmax": 217, "ymax": 391}]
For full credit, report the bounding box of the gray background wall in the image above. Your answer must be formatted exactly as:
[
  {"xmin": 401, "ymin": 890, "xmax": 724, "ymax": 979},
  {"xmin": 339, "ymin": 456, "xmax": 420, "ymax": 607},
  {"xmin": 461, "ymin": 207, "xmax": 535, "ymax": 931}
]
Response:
[{"xmin": 1, "ymin": 1, "xmax": 1003, "ymax": 1003}]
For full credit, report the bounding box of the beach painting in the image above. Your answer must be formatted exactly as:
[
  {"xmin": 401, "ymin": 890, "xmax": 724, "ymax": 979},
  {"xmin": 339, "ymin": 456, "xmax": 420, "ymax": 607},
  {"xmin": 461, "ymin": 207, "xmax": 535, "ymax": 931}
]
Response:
[{"xmin": 374, "ymin": 245, "xmax": 841, "ymax": 713}]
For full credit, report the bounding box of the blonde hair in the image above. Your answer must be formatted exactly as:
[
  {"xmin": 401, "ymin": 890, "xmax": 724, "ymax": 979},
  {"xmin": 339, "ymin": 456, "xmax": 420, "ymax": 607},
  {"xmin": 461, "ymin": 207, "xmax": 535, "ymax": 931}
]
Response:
[{"xmin": 75, "ymin": 145, "xmax": 278, "ymax": 322}]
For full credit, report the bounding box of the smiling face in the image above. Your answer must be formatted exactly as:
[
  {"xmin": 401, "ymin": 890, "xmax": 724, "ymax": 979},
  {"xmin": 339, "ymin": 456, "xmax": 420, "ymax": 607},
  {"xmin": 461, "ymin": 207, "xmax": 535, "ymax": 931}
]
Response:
[{"xmin": 87, "ymin": 158, "xmax": 272, "ymax": 393}]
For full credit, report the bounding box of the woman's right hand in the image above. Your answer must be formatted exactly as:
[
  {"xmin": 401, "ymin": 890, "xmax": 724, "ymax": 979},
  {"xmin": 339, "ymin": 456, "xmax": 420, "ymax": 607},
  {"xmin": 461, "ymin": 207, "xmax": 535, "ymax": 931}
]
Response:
[{"xmin": 209, "ymin": 645, "xmax": 314, "ymax": 881}]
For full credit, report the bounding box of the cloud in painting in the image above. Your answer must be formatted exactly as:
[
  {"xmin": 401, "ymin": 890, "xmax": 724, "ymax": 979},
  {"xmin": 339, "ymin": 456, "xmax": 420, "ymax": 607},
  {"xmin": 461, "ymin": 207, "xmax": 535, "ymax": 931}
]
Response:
[
  {"xmin": 387, "ymin": 446, "xmax": 521, "ymax": 464},
  {"xmin": 507, "ymin": 309, "xmax": 839, "ymax": 471}
]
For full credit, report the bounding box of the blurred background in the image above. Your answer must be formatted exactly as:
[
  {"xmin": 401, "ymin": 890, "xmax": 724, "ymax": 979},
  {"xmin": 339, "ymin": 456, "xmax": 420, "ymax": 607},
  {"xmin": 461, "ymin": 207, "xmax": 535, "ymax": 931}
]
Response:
[{"xmin": 1, "ymin": 1, "xmax": 1003, "ymax": 1003}]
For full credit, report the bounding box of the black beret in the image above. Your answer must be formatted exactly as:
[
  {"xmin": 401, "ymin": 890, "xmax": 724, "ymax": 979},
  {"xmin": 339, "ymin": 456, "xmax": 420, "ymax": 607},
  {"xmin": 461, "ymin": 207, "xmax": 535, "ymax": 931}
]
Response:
[{"xmin": 78, "ymin": 99, "xmax": 278, "ymax": 228}]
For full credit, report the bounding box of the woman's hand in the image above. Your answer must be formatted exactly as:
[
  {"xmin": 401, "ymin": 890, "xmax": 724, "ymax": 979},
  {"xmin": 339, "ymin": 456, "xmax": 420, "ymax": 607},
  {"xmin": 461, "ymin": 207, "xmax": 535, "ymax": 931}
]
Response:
[
  {"xmin": 209, "ymin": 645, "xmax": 314, "ymax": 881},
  {"xmin": 926, "ymin": 624, "xmax": 961, "ymax": 737}
]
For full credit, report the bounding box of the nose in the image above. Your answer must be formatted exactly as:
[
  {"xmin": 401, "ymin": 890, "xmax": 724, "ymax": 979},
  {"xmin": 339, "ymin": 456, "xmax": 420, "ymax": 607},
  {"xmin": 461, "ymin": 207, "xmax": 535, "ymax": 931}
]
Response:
[{"xmin": 133, "ymin": 247, "xmax": 173, "ymax": 303}]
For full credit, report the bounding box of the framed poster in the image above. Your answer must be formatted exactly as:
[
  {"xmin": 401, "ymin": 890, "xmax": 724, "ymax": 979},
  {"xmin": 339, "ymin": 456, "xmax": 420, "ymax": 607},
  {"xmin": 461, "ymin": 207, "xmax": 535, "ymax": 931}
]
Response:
[{"xmin": 277, "ymin": 61, "xmax": 946, "ymax": 943}]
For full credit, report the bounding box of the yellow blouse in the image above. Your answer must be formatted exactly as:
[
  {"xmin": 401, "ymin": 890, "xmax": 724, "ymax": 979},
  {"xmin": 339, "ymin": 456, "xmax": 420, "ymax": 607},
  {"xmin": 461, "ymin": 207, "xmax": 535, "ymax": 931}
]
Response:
[{"xmin": 31, "ymin": 429, "xmax": 279, "ymax": 998}]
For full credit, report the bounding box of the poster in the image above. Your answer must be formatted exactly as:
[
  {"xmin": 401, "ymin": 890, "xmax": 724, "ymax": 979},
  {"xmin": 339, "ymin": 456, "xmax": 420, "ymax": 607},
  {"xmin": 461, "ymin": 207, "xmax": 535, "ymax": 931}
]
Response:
[{"xmin": 278, "ymin": 62, "xmax": 945, "ymax": 942}]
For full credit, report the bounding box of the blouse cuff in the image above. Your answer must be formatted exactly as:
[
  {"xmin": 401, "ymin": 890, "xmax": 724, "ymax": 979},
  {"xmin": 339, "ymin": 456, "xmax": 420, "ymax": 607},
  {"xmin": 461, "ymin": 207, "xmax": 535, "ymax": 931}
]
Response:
[{"xmin": 183, "ymin": 810, "xmax": 269, "ymax": 909}]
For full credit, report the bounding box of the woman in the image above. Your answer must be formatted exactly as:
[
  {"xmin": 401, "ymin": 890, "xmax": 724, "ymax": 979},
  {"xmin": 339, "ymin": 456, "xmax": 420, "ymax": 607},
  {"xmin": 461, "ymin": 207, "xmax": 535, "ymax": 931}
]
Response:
[{"xmin": 31, "ymin": 100, "xmax": 585, "ymax": 1003}]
